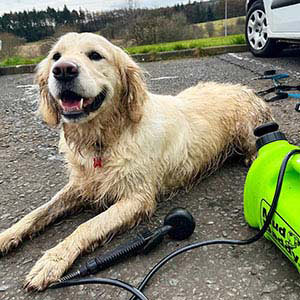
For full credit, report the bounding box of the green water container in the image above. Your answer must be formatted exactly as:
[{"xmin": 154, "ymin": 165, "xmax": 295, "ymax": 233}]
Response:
[{"xmin": 244, "ymin": 122, "xmax": 300, "ymax": 271}]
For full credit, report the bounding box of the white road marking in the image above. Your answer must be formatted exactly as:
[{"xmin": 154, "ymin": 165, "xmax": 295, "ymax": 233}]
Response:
[
  {"xmin": 151, "ymin": 76, "xmax": 178, "ymax": 81},
  {"xmin": 17, "ymin": 84, "xmax": 39, "ymax": 104},
  {"xmin": 228, "ymin": 53, "xmax": 244, "ymax": 60}
]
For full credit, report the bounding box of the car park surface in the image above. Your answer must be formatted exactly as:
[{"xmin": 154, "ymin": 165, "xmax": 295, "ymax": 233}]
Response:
[{"xmin": 1, "ymin": 49, "xmax": 300, "ymax": 299}]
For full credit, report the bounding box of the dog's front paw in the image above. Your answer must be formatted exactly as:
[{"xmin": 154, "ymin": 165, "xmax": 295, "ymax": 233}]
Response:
[
  {"xmin": 0, "ymin": 229, "xmax": 21, "ymax": 255},
  {"xmin": 23, "ymin": 249, "xmax": 69, "ymax": 291}
]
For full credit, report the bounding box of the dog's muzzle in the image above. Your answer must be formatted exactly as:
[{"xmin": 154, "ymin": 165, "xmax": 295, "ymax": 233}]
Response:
[
  {"xmin": 52, "ymin": 61, "xmax": 107, "ymax": 120},
  {"xmin": 59, "ymin": 89, "xmax": 107, "ymax": 120}
]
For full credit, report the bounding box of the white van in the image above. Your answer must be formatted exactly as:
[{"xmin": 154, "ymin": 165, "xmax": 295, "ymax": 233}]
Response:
[{"xmin": 245, "ymin": 0, "xmax": 300, "ymax": 56}]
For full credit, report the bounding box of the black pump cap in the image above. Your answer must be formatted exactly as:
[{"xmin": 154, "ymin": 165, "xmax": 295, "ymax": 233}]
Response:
[{"xmin": 254, "ymin": 122, "xmax": 287, "ymax": 150}]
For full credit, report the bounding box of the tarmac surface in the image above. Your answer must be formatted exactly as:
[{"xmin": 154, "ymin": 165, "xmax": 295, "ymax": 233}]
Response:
[{"xmin": 1, "ymin": 49, "xmax": 300, "ymax": 300}]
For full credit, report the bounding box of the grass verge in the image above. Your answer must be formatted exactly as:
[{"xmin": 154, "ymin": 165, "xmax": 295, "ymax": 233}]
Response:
[
  {"xmin": 126, "ymin": 34, "xmax": 246, "ymax": 55},
  {"xmin": 0, "ymin": 56, "xmax": 43, "ymax": 67},
  {"xmin": 0, "ymin": 34, "xmax": 246, "ymax": 66}
]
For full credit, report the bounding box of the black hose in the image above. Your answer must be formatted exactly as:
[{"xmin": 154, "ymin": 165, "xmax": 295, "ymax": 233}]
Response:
[
  {"xmin": 129, "ymin": 149, "xmax": 300, "ymax": 299},
  {"xmin": 50, "ymin": 278, "xmax": 149, "ymax": 300}
]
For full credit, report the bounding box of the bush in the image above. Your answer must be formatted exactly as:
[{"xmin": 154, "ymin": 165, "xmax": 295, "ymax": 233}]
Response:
[
  {"xmin": 0, "ymin": 33, "xmax": 25, "ymax": 60},
  {"xmin": 205, "ymin": 22, "xmax": 215, "ymax": 37}
]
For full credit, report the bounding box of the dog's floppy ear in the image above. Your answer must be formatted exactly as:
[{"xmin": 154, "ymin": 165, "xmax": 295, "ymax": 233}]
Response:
[
  {"xmin": 115, "ymin": 48, "xmax": 147, "ymax": 123},
  {"xmin": 35, "ymin": 58, "xmax": 60, "ymax": 127}
]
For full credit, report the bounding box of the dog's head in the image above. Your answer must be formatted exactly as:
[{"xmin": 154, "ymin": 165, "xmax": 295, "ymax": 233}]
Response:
[{"xmin": 35, "ymin": 32, "xmax": 146, "ymax": 126}]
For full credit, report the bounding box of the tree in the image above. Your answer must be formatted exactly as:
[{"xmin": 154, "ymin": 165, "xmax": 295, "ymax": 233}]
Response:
[
  {"xmin": 0, "ymin": 0, "xmax": 246, "ymax": 43},
  {"xmin": 125, "ymin": 12, "xmax": 193, "ymax": 45},
  {"xmin": 207, "ymin": 6, "xmax": 215, "ymax": 22}
]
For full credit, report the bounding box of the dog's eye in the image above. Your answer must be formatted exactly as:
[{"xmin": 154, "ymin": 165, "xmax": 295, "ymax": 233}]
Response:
[
  {"xmin": 88, "ymin": 51, "xmax": 103, "ymax": 61},
  {"xmin": 52, "ymin": 52, "xmax": 61, "ymax": 61}
]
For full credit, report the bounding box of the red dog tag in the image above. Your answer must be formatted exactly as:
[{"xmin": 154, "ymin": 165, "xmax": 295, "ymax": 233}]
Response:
[{"xmin": 93, "ymin": 157, "xmax": 102, "ymax": 168}]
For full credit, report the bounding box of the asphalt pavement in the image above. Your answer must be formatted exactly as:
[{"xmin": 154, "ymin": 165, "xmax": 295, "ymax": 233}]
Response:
[{"xmin": 1, "ymin": 48, "xmax": 300, "ymax": 300}]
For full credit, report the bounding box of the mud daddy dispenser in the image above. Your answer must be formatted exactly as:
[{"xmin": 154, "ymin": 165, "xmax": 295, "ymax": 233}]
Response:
[{"xmin": 244, "ymin": 122, "xmax": 300, "ymax": 270}]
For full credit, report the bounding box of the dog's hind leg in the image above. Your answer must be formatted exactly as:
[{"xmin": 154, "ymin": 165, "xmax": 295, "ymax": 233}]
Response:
[
  {"xmin": 23, "ymin": 194, "xmax": 156, "ymax": 291},
  {"xmin": 0, "ymin": 183, "xmax": 83, "ymax": 254}
]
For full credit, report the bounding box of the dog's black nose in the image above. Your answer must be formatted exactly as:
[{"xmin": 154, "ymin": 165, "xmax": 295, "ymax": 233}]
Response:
[{"xmin": 52, "ymin": 61, "xmax": 79, "ymax": 82}]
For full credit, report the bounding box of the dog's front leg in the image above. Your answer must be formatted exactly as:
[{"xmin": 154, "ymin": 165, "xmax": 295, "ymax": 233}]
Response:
[
  {"xmin": 23, "ymin": 195, "xmax": 156, "ymax": 291},
  {"xmin": 0, "ymin": 183, "xmax": 82, "ymax": 254}
]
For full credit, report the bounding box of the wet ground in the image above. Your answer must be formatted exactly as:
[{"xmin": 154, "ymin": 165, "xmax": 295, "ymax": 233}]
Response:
[{"xmin": 1, "ymin": 49, "xmax": 300, "ymax": 300}]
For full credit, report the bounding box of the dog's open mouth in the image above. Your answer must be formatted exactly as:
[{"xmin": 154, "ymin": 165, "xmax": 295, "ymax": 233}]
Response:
[{"xmin": 59, "ymin": 89, "xmax": 107, "ymax": 119}]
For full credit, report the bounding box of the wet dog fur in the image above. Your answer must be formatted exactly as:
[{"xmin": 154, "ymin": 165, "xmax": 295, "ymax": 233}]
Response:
[{"xmin": 0, "ymin": 32, "xmax": 273, "ymax": 290}]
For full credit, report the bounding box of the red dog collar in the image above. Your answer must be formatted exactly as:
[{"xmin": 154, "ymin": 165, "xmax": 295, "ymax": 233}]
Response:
[{"xmin": 93, "ymin": 157, "xmax": 102, "ymax": 168}]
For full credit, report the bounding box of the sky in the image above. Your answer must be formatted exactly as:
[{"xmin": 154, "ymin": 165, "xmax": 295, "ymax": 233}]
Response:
[{"xmin": 0, "ymin": 0, "xmax": 198, "ymax": 15}]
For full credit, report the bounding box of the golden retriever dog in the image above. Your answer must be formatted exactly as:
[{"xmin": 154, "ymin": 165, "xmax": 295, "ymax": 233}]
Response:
[{"xmin": 0, "ymin": 32, "xmax": 273, "ymax": 291}]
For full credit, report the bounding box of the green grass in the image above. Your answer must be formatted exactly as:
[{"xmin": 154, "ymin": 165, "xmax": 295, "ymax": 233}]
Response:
[
  {"xmin": 126, "ymin": 34, "xmax": 246, "ymax": 55},
  {"xmin": 0, "ymin": 56, "xmax": 43, "ymax": 67},
  {"xmin": 0, "ymin": 34, "xmax": 246, "ymax": 66}
]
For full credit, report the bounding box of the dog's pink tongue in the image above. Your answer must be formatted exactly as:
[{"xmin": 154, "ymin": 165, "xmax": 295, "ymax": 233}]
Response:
[{"xmin": 62, "ymin": 100, "xmax": 81, "ymax": 110}]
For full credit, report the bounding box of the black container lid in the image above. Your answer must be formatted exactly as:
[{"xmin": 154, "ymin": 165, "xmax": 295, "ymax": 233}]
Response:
[{"xmin": 254, "ymin": 122, "xmax": 287, "ymax": 150}]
